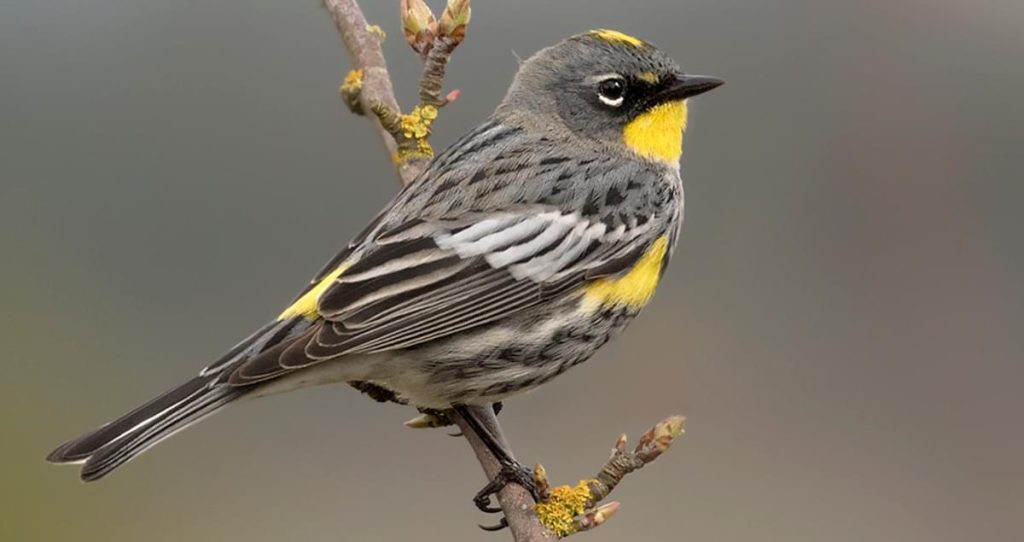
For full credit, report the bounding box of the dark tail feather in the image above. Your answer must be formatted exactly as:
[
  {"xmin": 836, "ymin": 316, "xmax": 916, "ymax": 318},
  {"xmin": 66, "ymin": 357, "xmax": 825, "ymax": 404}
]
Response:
[
  {"xmin": 46, "ymin": 375, "xmax": 244, "ymax": 481},
  {"xmin": 81, "ymin": 382, "xmax": 242, "ymax": 481},
  {"xmin": 46, "ymin": 376, "xmax": 209, "ymax": 464},
  {"xmin": 46, "ymin": 318, "xmax": 311, "ymax": 481}
]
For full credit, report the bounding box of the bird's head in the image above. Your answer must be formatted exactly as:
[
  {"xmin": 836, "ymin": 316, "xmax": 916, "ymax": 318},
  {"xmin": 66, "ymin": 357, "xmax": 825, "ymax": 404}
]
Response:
[{"xmin": 498, "ymin": 29, "xmax": 723, "ymax": 165}]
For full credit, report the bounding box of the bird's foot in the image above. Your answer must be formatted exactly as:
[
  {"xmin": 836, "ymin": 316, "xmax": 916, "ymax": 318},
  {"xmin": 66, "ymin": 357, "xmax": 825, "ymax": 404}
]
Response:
[{"xmin": 474, "ymin": 458, "xmax": 542, "ymax": 531}]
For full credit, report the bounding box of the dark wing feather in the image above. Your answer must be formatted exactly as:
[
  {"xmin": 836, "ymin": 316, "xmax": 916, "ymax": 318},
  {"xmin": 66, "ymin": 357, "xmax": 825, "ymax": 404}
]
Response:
[{"xmin": 230, "ymin": 210, "xmax": 650, "ymax": 384}]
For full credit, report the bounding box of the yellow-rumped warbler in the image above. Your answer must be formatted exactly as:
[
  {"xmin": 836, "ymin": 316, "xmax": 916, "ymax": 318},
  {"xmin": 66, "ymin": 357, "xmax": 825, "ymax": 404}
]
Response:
[{"xmin": 48, "ymin": 29, "xmax": 721, "ymax": 503}]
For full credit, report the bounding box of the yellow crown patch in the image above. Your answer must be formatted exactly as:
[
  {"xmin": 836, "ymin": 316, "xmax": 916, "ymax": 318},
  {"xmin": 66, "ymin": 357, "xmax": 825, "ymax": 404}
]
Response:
[{"xmin": 589, "ymin": 29, "xmax": 645, "ymax": 47}]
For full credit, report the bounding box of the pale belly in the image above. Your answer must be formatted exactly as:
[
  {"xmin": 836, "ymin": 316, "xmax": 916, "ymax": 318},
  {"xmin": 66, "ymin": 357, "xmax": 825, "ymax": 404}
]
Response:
[{"xmin": 363, "ymin": 295, "xmax": 645, "ymax": 408}]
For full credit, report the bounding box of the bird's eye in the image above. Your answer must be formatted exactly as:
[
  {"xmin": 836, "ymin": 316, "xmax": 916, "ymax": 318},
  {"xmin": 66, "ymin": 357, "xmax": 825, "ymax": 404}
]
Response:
[{"xmin": 597, "ymin": 77, "xmax": 626, "ymax": 107}]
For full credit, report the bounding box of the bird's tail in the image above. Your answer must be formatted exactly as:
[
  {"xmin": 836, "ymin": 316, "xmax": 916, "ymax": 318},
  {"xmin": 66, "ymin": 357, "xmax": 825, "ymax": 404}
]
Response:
[
  {"xmin": 46, "ymin": 375, "xmax": 243, "ymax": 481},
  {"xmin": 46, "ymin": 318, "xmax": 307, "ymax": 481}
]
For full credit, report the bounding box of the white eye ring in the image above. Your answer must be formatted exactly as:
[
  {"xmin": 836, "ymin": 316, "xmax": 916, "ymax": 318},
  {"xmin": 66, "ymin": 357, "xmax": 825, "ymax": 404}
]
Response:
[
  {"xmin": 599, "ymin": 93, "xmax": 624, "ymax": 107},
  {"xmin": 596, "ymin": 76, "xmax": 627, "ymax": 108}
]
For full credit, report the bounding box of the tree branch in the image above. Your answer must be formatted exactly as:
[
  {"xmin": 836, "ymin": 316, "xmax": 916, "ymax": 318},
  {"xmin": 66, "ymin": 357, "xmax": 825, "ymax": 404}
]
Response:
[{"xmin": 323, "ymin": 0, "xmax": 425, "ymax": 184}]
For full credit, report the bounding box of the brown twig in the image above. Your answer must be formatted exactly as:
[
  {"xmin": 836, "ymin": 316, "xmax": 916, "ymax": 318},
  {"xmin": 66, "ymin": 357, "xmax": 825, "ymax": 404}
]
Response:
[
  {"xmin": 531, "ymin": 416, "xmax": 685, "ymax": 537},
  {"xmin": 588, "ymin": 415, "xmax": 686, "ymax": 503},
  {"xmin": 419, "ymin": 35, "xmax": 459, "ymax": 106},
  {"xmin": 322, "ymin": 0, "xmax": 425, "ymax": 184}
]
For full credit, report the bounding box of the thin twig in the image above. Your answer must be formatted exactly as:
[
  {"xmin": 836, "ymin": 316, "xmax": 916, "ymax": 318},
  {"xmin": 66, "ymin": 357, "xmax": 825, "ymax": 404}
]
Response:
[
  {"xmin": 419, "ymin": 35, "xmax": 459, "ymax": 106},
  {"xmin": 589, "ymin": 416, "xmax": 686, "ymax": 503},
  {"xmin": 323, "ymin": 0, "xmax": 426, "ymax": 184},
  {"xmin": 531, "ymin": 416, "xmax": 685, "ymax": 537}
]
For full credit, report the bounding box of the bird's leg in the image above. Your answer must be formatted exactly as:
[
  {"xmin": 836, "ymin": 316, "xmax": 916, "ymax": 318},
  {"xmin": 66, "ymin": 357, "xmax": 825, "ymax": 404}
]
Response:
[
  {"xmin": 404, "ymin": 402, "xmax": 502, "ymax": 434},
  {"xmin": 452, "ymin": 404, "xmax": 541, "ymax": 518}
]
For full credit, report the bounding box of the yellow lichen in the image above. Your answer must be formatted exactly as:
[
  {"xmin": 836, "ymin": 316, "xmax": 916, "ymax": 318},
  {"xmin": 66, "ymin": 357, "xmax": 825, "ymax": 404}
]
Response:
[
  {"xmin": 415, "ymin": 137, "xmax": 433, "ymax": 156},
  {"xmin": 339, "ymin": 68, "xmax": 364, "ymax": 96},
  {"xmin": 399, "ymin": 104, "xmax": 438, "ymax": 139},
  {"xmin": 397, "ymin": 104, "xmax": 438, "ymax": 155},
  {"xmin": 393, "ymin": 146, "xmax": 433, "ymax": 166},
  {"xmin": 391, "ymin": 104, "xmax": 438, "ymax": 166},
  {"xmin": 338, "ymin": 69, "xmax": 366, "ymax": 114},
  {"xmin": 343, "ymin": 69, "xmax": 363, "ymax": 87},
  {"xmin": 366, "ymin": 24, "xmax": 386, "ymax": 42},
  {"xmin": 534, "ymin": 480, "xmax": 594, "ymax": 538},
  {"xmin": 418, "ymin": 104, "xmax": 438, "ymax": 120}
]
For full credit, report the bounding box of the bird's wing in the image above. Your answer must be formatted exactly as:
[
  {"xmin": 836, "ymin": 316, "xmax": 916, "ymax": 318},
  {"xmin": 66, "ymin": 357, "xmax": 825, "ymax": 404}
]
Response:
[
  {"xmin": 228, "ymin": 123, "xmax": 675, "ymax": 385},
  {"xmin": 229, "ymin": 209, "xmax": 654, "ymax": 384}
]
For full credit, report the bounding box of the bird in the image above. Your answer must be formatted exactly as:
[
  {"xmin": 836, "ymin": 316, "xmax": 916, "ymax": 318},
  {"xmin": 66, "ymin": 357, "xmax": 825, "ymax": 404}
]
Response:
[{"xmin": 47, "ymin": 28, "xmax": 722, "ymax": 510}]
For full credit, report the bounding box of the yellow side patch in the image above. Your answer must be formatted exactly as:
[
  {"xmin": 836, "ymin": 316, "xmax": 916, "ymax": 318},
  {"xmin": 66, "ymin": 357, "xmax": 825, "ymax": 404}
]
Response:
[
  {"xmin": 278, "ymin": 264, "xmax": 351, "ymax": 320},
  {"xmin": 623, "ymin": 100, "xmax": 688, "ymax": 164},
  {"xmin": 590, "ymin": 29, "xmax": 645, "ymax": 47},
  {"xmin": 584, "ymin": 236, "xmax": 669, "ymax": 309}
]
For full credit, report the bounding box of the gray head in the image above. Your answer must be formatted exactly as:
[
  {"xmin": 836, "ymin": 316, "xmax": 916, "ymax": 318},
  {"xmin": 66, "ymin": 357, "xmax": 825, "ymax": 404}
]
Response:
[{"xmin": 496, "ymin": 29, "xmax": 722, "ymax": 164}]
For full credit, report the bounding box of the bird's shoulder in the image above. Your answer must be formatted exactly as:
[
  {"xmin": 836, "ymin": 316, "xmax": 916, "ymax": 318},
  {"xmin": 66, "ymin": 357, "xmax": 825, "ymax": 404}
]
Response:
[{"xmin": 390, "ymin": 119, "xmax": 678, "ymax": 229}]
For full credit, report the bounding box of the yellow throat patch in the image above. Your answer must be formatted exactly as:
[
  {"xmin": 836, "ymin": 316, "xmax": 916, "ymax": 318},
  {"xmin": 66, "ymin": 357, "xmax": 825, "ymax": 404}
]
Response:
[
  {"xmin": 623, "ymin": 100, "xmax": 688, "ymax": 165},
  {"xmin": 278, "ymin": 263, "xmax": 350, "ymax": 320},
  {"xmin": 584, "ymin": 236, "xmax": 669, "ymax": 309}
]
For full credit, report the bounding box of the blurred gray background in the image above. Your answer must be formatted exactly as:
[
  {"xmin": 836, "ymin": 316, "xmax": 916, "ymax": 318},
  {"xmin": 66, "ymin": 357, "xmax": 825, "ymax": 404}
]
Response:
[{"xmin": 2, "ymin": 0, "xmax": 1022, "ymax": 540}]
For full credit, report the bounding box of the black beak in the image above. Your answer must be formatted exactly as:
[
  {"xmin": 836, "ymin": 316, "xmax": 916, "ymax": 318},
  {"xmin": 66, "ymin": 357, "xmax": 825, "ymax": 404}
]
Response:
[{"xmin": 654, "ymin": 74, "xmax": 724, "ymax": 102}]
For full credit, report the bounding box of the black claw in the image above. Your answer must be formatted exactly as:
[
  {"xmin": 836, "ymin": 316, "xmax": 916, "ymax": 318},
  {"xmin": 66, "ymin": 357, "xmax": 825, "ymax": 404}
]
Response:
[
  {"xmin": 480, "ymin": 503, "xmax": 503, "ymax": 514},
  {"xmin": 473, "ymin": 476, "xmax": 506, "ymax": 513},
  {"xmin": 472, "ymin": 459, "xmax": 540, "ymax": 516},
  {"xmin": 479, "ymin": 518, "xmax": 509, "ymax": 532},
  {"xmin": 497, "ymin": 460, "xmax": 539, "ymax": 501},
  {"xmin": 474, "ymin": 490, "xmax": 503, "ymax": 514}
]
